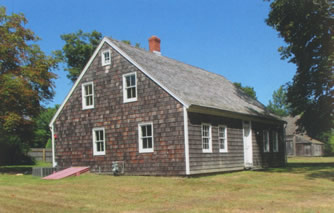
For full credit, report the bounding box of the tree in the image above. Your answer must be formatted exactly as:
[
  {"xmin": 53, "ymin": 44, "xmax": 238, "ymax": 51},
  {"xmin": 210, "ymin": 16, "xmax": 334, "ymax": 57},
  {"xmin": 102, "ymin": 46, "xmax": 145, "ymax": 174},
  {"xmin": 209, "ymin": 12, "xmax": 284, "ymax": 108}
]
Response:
[
  {"xmin": 267, "ymin": 85, "xmax": 290, "ymax": 117},
  {"xmin": 32, "ymin": 105, "xmax": 59, "ymax": 148},
  {"xmin": 56, "ymin": 30, "xmax": 102, "ymax": 82},
  {"xmin": 0, "ymin": 7, "xmax": 58, "ymax": 164},
  {"xmin": 266, "ymin": 0, "xmax": 334, "ymax": 139},
  {"xmin": 233, "ymin": 82, "xmax": 257, "ymax": 100}
]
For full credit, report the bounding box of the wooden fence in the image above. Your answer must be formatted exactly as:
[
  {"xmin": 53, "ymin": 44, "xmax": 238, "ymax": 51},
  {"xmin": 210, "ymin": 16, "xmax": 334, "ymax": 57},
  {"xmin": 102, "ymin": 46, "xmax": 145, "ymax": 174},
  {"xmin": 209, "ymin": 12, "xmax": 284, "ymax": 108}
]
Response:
[{"xmin": 28, "ymin": 148, "xmax": 52, "ymax": 162}]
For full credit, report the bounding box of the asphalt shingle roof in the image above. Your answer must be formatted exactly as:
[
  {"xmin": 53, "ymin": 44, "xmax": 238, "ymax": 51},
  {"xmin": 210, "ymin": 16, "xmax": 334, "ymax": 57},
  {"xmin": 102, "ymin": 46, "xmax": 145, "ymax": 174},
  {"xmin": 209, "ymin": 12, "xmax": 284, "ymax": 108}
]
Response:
[{"xmin": 108, "ymin": 37, "xmax": 279, "ymax": 120}]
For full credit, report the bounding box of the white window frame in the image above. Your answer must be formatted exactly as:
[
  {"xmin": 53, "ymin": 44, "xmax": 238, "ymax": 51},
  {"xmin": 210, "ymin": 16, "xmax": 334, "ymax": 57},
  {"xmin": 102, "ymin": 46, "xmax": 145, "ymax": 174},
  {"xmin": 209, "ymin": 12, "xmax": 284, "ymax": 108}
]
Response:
[
  {"xmin": 138, "ymin": 122, "xmax": 154, "ymax": 153},
  {"xmin": 218, "ymin": 125, "xmax": 228, "ymax": 153},
  {"xmin": 201, "ymin": 123, "xmax": 212, "ymax": 153},
  {"xmin": 123, "ymin": 72, "xmax": 137, "ymax": 103},
  {"xmin": 101, "ymin": 49, "xmax": 111, "ymax": 66},
  {"xmin": 82, "ymin": 82, "xmax": 94, "ymax": 110},
  {"xmin": 263, "ymin": 130, "xmax": 270, "ymax": 152},
  {"xmin": 273, "ymin": 131, "xmax": 279, "ymax": 152},
  {"xmin": 92, "ymin": 127, "xmax": 106, "ymax": 156}
]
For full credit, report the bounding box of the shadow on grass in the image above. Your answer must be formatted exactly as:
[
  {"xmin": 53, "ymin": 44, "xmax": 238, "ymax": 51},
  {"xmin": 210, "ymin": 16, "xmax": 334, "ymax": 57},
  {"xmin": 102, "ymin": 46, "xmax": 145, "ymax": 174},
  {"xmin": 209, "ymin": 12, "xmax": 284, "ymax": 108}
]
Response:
[
  {"xmin": 0, "ymin": 165, "xmax": 34, "ymax": 174},
  {"xmin": 262, "ymin": 162, "xmax": 334, "ymax": 182}
]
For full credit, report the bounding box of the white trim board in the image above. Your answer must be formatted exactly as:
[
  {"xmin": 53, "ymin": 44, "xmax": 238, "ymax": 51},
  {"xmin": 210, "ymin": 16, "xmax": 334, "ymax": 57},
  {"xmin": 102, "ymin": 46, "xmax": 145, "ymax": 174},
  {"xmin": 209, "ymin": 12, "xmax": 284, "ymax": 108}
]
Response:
[
  {"xmin": 183, "ymin": 106, "xmax": 190, "ymax": 175},
  {"xmin": 49, "ymin": 37, "xmax": 188, "ymax": 127}
]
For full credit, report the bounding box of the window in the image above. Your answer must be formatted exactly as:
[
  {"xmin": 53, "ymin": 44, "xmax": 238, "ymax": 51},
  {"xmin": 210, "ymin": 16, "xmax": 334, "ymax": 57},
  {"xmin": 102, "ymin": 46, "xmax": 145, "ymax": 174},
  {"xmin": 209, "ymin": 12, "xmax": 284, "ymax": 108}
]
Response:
[
  {"xmin": 202, "ymin": 124, "xmax": 212, "ymax": 153},
  {"xmin": 92, "ymin": 128, "xmax": 105, "ymax": 155},
  {"xmin": 263, "ymin": 130, "xmax": 270, "ymax": 152},
  {"xmin": 123, "ymin": 72, "xmax": 137, "ymax": 103},
  {"xmin": 218, "ymin": 125, "xmax": 228, "ymax": 152},
  {"xmin": 101, "ymin": 50, "xmax": 111, "ymax": 66},
  {"xmin": 82, "ymin": 82, "xmax": 94, "ymax": 109},
  {"xmin": 138, "ymin": 122, "xmax": 154, "ymax": 153},
  {"xmin": 273, "ymin": 131, "xmax": 279, "ymax": 152}
]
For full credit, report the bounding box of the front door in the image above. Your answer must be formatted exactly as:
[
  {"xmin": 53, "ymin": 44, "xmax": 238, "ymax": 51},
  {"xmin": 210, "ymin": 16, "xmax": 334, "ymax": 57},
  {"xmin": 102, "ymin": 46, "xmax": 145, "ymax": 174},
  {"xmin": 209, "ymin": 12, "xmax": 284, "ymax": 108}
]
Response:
[{"xmin": 243, "ymin": 121, "xmax": 253, "ymax": 168}]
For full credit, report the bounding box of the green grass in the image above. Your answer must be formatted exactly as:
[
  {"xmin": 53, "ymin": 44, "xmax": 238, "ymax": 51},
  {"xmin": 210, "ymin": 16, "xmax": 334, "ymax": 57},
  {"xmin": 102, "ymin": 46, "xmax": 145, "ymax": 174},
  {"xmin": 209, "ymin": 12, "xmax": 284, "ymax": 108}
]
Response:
[{"xmin": 0, "ymin": 157, "xmax": 334, "ymax": 212}]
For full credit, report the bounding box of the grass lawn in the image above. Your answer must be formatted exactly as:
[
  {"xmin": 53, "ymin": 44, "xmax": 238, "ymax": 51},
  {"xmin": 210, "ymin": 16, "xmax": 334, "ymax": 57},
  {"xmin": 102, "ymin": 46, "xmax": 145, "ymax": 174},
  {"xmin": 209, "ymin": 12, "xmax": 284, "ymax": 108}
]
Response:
[{"xmin": 0, "ymin": 157, "xmax": 334, "ymax": 213}]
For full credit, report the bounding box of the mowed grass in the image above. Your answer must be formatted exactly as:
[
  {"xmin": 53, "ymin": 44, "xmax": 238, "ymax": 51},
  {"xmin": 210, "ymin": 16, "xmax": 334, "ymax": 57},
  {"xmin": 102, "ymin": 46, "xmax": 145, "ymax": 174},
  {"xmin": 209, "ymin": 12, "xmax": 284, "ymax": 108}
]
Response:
[{"xmin": 0, "ymin": 157, "xmax": 334, "ymax": 213}]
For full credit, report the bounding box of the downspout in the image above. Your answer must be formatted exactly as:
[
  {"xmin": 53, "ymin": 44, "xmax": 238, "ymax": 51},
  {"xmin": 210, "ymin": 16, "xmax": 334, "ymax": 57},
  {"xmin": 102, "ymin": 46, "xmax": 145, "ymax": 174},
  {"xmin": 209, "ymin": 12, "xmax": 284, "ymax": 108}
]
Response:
[{"xmin": 283, "ymin": 122, "xmax": 287, "ymax": 166}]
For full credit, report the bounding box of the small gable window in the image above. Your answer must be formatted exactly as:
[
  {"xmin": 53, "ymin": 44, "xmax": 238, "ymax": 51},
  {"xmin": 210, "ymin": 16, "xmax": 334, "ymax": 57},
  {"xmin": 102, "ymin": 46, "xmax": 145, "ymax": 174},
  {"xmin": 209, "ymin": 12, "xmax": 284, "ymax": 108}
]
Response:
[
  {"xmin": 202, "ymin": 124, "xmax": 212, "ymax": 153},
  {"xmin": 273, "ymin": 131, "xmax": 279, "ymax": 152},
  {"xmin": 263, "ymin": 130, "xmax": 270, "ymax": 152},
  {"xmin": 138, "ymin": 122, "xmax": 154, "ymax": 153},
  {"xmin": 123, "ymin": 72, "xmax": 137, "ymax": 103},
  {"xmin": 92, "ymin": 127, "xmax": 106, "ymax": 156},
  {"xmin": 218, "ymin": 125, "xmax": 228, "ymax": 152},
  {"xmin": 82, "ymin": 82, "xmax": 94, "ymax": 109},
  {"xmin": 102, "ymin": 50, "xmax": 111, "ymax": 66}
]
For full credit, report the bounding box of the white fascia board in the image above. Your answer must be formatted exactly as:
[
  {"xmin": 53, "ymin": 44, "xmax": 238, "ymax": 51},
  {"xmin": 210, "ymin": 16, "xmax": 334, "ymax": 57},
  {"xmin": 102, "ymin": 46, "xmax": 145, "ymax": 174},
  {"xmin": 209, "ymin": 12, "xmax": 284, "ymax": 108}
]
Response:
[
  {"xmin": 104, "ymin": 38, "xmax": 189, "ymax": 109},
  {"xmin": 49, "ymin": 37, "xmax": 188, "ymax": 127}
]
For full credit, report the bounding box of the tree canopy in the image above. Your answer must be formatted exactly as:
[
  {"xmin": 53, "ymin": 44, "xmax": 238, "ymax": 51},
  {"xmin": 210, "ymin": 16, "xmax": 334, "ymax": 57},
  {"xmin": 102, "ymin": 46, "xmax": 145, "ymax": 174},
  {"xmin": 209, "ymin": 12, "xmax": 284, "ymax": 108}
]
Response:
[
  {"xmin": 266, "ymin": 0, "xmax": 334, "ymax": 139},
  {"xmin": 0, "ymin": 7, "xmax": 58, "ymax": 164},
  {"xmin": 233, "ymin": 82, "xmax": 257, "ymax": 100},
  {"xmin": 267, "ymin": 85, "xmax": 290, "ymax": 117},
  {"xmin": 56, "ymin": 30, "xmax": 102, "ymax": 82}
]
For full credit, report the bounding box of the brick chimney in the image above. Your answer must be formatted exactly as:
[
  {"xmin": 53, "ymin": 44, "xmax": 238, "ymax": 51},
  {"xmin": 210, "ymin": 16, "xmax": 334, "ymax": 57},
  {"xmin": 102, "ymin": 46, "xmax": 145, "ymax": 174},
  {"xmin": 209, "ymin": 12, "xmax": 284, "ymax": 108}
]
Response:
[{"xmin": 148, "ymin": 36, "xmax": 161, "ymax": 54}]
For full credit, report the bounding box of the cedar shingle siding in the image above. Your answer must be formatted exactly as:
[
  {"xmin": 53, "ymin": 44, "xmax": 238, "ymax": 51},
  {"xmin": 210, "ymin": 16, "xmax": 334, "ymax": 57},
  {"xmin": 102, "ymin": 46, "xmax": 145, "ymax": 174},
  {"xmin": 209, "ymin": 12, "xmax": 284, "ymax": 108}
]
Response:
[{"xmin": 54, "ymin": 43, "xmax": 185, "ymax": 175}]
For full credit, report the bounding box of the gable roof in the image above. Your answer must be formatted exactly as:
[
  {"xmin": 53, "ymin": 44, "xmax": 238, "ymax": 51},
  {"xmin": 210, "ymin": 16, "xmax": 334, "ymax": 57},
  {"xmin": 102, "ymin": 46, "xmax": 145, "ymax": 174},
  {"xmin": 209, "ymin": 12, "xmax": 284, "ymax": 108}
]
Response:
[
  {"xmin": 283, "ymin": 116, "xmax": 324, "ymax": 145},
  {"xmin": 108, "ymin": 37, "xmax": 278, "ymax": 120},
  {"xmin": 50, "ymin": 37, "xmax": 280, "ymax": 127}
]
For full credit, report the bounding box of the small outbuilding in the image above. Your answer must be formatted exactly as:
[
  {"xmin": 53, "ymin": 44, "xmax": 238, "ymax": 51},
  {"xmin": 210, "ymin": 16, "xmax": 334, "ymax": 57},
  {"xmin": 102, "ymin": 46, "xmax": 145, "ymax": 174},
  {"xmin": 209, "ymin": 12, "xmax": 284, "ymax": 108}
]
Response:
[{"xmin": 284, "ymin": 116, "xmax": 324, "ymax": 157}]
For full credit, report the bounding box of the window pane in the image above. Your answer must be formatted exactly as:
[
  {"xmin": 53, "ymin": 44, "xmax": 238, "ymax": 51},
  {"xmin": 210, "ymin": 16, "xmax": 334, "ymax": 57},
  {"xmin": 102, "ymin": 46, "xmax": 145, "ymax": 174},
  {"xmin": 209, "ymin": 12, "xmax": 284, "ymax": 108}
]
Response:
[
  {"xmin": 99, "ymin": 131, "xmax": 103, "ymax": 141},
  {"xmin": 131, "ymin": 75, "xmax": 136, "ymax": 86},
  {"xmin": 126, "ymin": 76, "xmax": 131, "ymax": 87},
  {"xmin": 95, "ymin": 131, "xmax": 100, "ymax": 141},
  {"xmin": 148, "ymin": 138, "xmax": 152, "ymax": 148},
  {"xmin": 143, "ymin": 138, "xmax": 148, "ymax": 148},
  {"xmin": 127, "ymin": 88, "xmax": 131, "ymax": 98},
  {"xmin": 147, "ymin": 125, "xmax": 152, "ymax": 137},
  {"xmin": 142, "ymin": 126, "xmax": 147, "ymax": 137},
  {"xmin": 220, "ymin": 139, "xmax": 225, "ymax": 149},
  {"xmin": 131, "ymin": 87, "xmax": 136, "ymax": 98}
]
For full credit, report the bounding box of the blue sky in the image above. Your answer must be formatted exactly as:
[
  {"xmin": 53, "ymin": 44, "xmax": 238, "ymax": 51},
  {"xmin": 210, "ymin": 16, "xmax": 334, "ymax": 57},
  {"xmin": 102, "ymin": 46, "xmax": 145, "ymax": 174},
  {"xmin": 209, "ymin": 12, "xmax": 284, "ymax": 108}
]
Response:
[{"xmin": 2, "ymin": 0, "xmax": 296, "ymax": 107}]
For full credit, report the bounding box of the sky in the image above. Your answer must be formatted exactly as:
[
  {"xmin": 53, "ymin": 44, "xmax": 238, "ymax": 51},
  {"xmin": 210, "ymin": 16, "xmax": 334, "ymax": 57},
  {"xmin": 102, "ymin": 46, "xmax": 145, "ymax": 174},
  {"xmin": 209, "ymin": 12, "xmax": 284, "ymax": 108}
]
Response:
[{"xmin": 2, "ymin": 0, "xmax": 296, "ymax": 107}]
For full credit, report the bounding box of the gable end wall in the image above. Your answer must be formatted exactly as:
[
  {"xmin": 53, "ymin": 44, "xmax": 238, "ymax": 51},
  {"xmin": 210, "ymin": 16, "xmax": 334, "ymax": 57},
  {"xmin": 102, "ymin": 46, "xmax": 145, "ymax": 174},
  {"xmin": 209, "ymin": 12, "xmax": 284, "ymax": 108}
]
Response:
[{"xmin": 54, "ymin": 42, "xmax": 185, "ymax": 175}]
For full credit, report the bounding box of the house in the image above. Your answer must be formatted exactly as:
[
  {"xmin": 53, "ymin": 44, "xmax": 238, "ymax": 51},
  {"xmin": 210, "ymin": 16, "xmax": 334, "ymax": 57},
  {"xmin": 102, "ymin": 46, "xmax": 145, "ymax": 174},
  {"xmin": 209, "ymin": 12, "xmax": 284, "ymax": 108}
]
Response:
[
  {"xmin": 284, "ymin": 116, "xmax": 324, "ymax": 157},
  {"xmin": 49, "ymin": 36, "xmax": 286, "ymax": 176}
]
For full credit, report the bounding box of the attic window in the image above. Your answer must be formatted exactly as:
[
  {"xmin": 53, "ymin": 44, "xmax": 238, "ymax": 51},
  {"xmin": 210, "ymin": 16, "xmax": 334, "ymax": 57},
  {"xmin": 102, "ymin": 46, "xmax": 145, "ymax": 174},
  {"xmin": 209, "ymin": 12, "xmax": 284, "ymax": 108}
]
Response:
[
  {"xmin": 82, "ymin": 82, "xmax": 94, "ymax": 110},
  {"xmin": 123, "ymin": 72, "xmax": 137, "ymax": 103},
  {"xmin": 102, "ymin": 50, "xmax": 111, "ymax": 66}
]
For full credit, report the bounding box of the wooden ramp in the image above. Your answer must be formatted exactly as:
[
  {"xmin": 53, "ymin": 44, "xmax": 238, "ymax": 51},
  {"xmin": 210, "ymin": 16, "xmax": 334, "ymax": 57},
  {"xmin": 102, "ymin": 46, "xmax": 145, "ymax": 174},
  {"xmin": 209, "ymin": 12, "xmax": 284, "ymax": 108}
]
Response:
[{"xmin": 43, "ymin": 167, "xmax": 89, "ymax": 180}]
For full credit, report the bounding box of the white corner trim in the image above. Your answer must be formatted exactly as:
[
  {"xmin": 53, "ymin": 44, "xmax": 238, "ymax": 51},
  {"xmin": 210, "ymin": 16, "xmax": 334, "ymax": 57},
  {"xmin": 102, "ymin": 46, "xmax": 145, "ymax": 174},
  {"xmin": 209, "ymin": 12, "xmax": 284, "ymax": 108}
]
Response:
[
  {"xmin": 183, "ymin": 107, "xmax": 190, "ymax": 175},
  {"xmin": 49, "ymin": 37, "xmax": 188, "ymax": 127},
  {"xmin": 51, "ymin": 125, "xmax": 57, "ymax": 167}
]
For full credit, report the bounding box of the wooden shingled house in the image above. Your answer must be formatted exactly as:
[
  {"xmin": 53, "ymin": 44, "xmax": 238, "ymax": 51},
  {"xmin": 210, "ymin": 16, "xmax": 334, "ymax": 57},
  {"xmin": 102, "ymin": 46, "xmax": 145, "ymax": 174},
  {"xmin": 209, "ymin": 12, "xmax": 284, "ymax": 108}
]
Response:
[{"xmin": 49, "ymin": 36, "xmax": 286, "ymax": 175}]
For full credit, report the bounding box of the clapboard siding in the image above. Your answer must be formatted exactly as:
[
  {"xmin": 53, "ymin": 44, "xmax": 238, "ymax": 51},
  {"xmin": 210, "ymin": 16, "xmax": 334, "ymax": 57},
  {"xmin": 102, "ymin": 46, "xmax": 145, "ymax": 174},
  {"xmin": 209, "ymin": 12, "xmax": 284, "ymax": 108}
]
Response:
[
  {"xmin": 187, "ymin": 112, "xmax": 244, "ymax": 173},
  {"xmin": 54, "ymin": 43, "xmax": 185, "ymax": 176}
]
